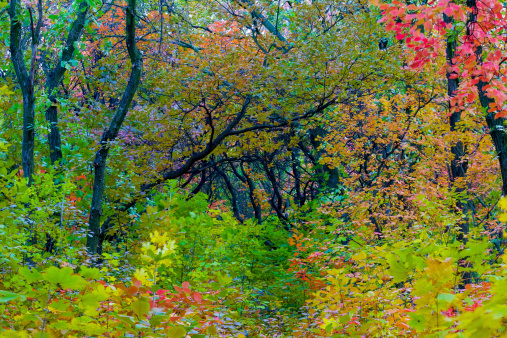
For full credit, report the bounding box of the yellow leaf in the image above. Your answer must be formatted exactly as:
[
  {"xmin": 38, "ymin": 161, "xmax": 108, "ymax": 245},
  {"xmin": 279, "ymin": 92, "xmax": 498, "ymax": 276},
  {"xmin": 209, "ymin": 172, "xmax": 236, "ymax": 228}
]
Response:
[
  {"xmin": 499, "ymin": 197, "xmax": 507, "ymax": 211},
  {"xmin": 499, "ymin": 213, "xmax": 507, "ymax": 222},
  {"xmin": 352, "ymin": 251, "xmax": 367, "ymax": 261},
  {"xmin": 133, "ymin": 268, "xmax": 153, "ymax": 287}
]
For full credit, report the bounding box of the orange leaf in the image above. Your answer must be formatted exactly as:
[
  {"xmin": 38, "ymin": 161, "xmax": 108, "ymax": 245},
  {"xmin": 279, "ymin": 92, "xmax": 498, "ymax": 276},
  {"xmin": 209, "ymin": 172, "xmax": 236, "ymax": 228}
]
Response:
[
  {"xmin": 126, "ymin": 285, "xmax": 139, "ymax": 295},
  {"xmin": 395, "ymin": 322, "xmax": 410, "ymax": 329}
]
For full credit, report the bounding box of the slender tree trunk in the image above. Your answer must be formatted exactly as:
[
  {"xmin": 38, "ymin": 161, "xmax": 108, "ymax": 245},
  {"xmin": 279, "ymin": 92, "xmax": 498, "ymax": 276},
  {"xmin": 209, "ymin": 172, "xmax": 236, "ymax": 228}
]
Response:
[
  {"xmin": 241, "ymin": 163, "xmax": 262, "ymax": 223},
  {"xmin": 462, "ymin": 0, "xmax": 507, "ymax": 195},
  {"xmin": 86, "ymin": 0, "xmax": 143, "ymax": 255},
  {"xmin": 477, "ymin": 53, "xmax": 507, "ymax": 194},
  {"xmin": 217, "ymin": 167, "xmax": 244, "ymax": 222},
  {"xmin": 45, "ymin": 0, "xmax": 89, "ymax": 165},
  {"xmin": 291, "ymin": 150, "xmax": 304, "ymax": 207},
  {"xmin": 444, "ymin": 12, "xmax": 469, "ymax": 243},
  {"xmin": 9, "ymin": 0, "xmax": 40, "ymax": 185}
]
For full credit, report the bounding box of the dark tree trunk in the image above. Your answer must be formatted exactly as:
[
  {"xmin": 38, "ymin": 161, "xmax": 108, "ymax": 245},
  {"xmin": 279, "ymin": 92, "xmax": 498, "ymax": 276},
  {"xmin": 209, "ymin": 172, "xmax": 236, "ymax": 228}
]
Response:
[
  {"xmin": 9, "ymin": 0, "xmax": 40, "ymax": 184},
  {"xmin": 291, "ymin": 150, "xmax": 304, "ymax": 207},
  {"xmin": 444, "ymin": 12, "xmax": 469, "ymax": 243},
  {"xmin": 217, "ymin": 167, "xmax": 244, "ymax": 223},
  {"xmin": 465, "ymin": 2, "xmax": 507, "ymax": 196},
  {"xmin": 241, "ymin": 163, "xmax": 262, "ymax": 223},
  {"xmin": 45, "ymin": 1, "xmax": 89, "ymax": 165},
  {"xmin": 86, "ymin": 0, "xmax": 143, "ymax": 255}
]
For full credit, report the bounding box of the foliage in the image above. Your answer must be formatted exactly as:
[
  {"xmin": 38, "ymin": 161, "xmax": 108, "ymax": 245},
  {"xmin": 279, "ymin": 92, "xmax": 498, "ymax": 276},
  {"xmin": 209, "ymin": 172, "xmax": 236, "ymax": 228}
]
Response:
[{"xmin": 2, "ymin": 0, "xmax": 507, "ymax": 336}]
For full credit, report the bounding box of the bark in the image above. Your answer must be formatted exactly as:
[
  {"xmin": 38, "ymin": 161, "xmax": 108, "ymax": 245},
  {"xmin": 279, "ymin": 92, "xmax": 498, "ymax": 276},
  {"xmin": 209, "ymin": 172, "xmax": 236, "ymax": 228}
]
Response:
[
  {"xmin": 45, "ymin": 1, "xmax": 89, "ymax": 165},
  {"xmin": 86, "ymin": 0, "xmax": 143, "ymax": 255},
  {"xmin": 9, "ymin": 0, "xmax": 40, "ymax": 184},
  {"xmin": 261, "ymin": 159, "xmax": 287, "ymax": 222},
  {"xmin": 217, "ymin": 167, "xmax": 244, "ymax": 223},
  {"xmin": 141, "ymin": 97, "xmax": 251, "ymax": 192},
  {"xmin": 291, "ymin": 150, "xmax": 304, "ymax": 206},
  {"xmin": 464, "ymin": 2, "xmax": 507, "ymax": 196},
  {"xmin": 444, "ymin": 12, "xmax": 469, "ymax": 243},
  {"xmin": 237, "ymin": 0, "xmax": 292, "ymax": 52},
  {"xmin": 190, "ymin": 170, "xmax": 207, "ymax": 196},
  {"xmin": 241, "ymin": 162, "xmax": 262, "ymax": 223},
  {"xmin": 483, "ymin": 92, "xmax": 507, "ymax": 195}
]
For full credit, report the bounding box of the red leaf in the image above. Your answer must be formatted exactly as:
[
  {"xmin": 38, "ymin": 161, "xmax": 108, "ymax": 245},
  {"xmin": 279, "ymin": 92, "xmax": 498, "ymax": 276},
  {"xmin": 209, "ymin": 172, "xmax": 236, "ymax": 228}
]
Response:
[
  {"xmin": 443, "ymin": 7, "xmax": 453, "ymax": 17},
  {"xmin": 156, "ymin": 289, "xmax": 169, "ymax": 296},
  {"xmin": 193, "ymin": 292, "xmax": 203, "ymax": 303},
  {"xmin": 495, "ymin": 110, "xmax": 507, "ymax": 119}
]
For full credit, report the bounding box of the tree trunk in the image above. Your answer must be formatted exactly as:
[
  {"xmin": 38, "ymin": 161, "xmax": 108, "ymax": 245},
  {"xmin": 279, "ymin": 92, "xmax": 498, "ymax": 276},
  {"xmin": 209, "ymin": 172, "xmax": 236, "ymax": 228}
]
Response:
[
  {"xmin": 45, "ymin": 0, "xmax": 89, "ymax": 165},
  {"xmin": 217, "ymin": 167, "xmax": 244, "ymax": 223},
  {"xmin": 241, "ymin": 163, "xmax": 262, "ymax": 223},
  {"xmin": 86, "ymin": 0, "xmax": 143, "ymax": 255},
  {"xmin": 444, "ymin": 12, "xmax": 469, "ymax": 243},
  {"xmin": 9, "ymin": 0, "xmax": 38, "ymax": 184}
]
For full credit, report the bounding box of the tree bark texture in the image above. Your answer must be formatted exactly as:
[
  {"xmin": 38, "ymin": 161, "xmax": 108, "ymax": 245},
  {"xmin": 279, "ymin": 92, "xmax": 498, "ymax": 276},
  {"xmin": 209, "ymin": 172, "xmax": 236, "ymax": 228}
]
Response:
[
  {"xmin": 45, "ymin": 0, "xmax": 89, "ymax": 165},
  {"xmin": 465, "ymin": 0, "xmax": 507, "ymax": 195},
  {"xmin": 10, "ymin": 0, "xmax": 37, "ymax": 184},
  {"xmin": 444, "ymin": 12, "xmax": 469, "ymax": 243},
  {"xmin": 87, "ymin": 0, "xmax": 143, "ymax": 255}
]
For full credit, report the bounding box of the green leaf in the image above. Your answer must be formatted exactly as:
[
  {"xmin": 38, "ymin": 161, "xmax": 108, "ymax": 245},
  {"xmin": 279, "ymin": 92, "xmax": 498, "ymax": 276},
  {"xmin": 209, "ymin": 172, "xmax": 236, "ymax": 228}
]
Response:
[
  {"xmin": 43, "ymin": 266, "xmax": 86, "ymax": 290},
  {"xmin": 131, "ymin": 297, "xmax": 150, "ymax": 318},
  {"xmin": 49, "ymin": 298, "xmax": 70, "ymax": 311},
  {"xmin": 149, "ymin": 314, "xmax": 166, "ymax": 327},
  {"xmin": 79, "ymin": 266, "xmax": 102, "ymax": 280},
  {"xmin": 437, "ymin": 293, "xmax": 455, "ymax": 304},
  {"xmin": 166, "ymin": 326, "xmax": 187, "ymax": 338},
  {"xmin": 117, "ymin": 314, "xmax": 135, "ymax": 327},
  {"xmin": 387, "ymin": 255, "xmax": 409, "ymax": 283},
  {"xmin": 339, "ymin": 314, "xmax": 351, "ymax": 324},
  {"xmin": 79, "ymin": 289, "xmax": 109, "ymax": 309},
  {"xmin": 408, "ymin": 312, "xmax": 426, "ymax": 331},
  {"xmin": 0, "ymin": 290, "xmax": 25, "ymax": 303},
  {"xmin": 217, "ymin": 273, "xmax": 232, "ymax": 285},
  {"xmin": 19, "ymin": 267, "xmax": 43, "ymax": 284}
]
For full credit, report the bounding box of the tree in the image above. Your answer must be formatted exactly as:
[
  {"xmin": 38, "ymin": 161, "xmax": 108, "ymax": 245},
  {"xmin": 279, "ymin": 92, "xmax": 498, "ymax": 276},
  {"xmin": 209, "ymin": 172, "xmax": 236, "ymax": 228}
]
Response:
[
  {"xmin": 86, "ymin": 0, "xmax": 143, "ymax": 255},
  {"xmin": 376, "ymin": 0, "xmax": 507, "ymax": 195},
  {"xmin": 9, "ymin": 0, "xmax": 89, "ymax": 183}
]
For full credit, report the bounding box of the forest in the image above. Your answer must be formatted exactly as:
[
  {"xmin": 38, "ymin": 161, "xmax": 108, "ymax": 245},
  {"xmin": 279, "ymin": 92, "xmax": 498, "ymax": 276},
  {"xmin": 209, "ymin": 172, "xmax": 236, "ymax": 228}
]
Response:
[{"xmin": 1, "ymin": 0, "xmax": 507, "ymax": 336}]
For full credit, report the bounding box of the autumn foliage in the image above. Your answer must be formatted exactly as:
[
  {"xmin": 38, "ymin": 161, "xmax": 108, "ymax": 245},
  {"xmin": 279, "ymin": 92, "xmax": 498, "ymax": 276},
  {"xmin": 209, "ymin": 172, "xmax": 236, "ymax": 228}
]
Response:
[{"xmin": 2, "ymin": 0, "xmax": 507, "ymax": 336}]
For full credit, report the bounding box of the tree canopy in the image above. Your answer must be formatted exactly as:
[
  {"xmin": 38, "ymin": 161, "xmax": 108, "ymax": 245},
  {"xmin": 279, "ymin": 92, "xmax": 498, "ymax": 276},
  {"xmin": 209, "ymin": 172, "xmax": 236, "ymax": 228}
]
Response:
[{"xmin": 1, "ymin": 0, "xmax": 507, "ymax": 336}]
